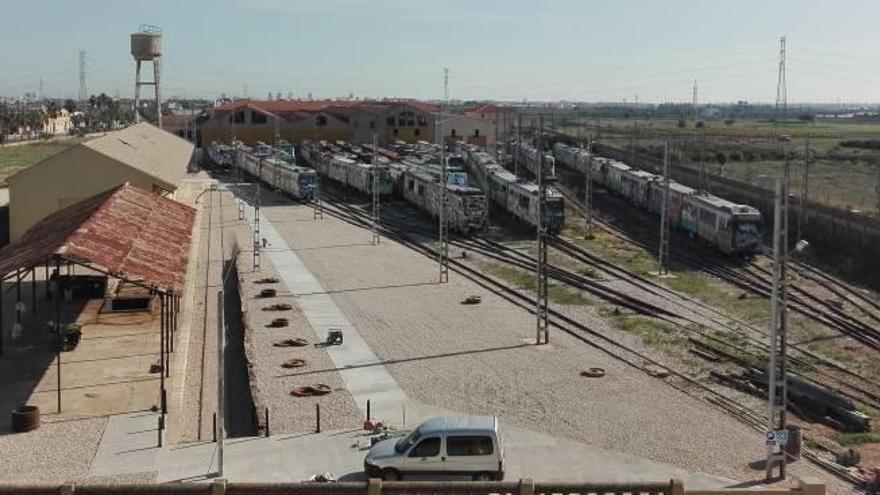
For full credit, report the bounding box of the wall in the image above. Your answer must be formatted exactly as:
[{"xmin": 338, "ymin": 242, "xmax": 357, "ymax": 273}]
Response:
[{"xmin": 8, "ymin": 146, "xmax": 169, "ymax": 240}]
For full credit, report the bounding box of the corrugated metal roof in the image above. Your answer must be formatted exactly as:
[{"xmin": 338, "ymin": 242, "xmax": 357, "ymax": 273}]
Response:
[
  {"xmin": 82, "ymin": 122, "xmax": 194, "ymax": 190},
  {"xmin": 0, "ymin": 183, "xmax": 195, "ymax": 293}
]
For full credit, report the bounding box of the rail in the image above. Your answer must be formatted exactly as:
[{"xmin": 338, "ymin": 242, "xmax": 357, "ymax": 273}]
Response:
[{"xmin": 0, "ymin": 478, "xmax": 828, "ymax": 495}]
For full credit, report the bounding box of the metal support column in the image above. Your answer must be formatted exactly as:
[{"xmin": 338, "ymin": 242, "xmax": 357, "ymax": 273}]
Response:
[
  {"xmin": 797, "ymin": 139, "xmax": 810, "ymax": 244},
  {"xmin": 153, "ymin": 59, "xmax": 162, "ymax": 129},
  {"xmin": 216, "ymin": 289, "xmax": 225, "ymax": 478},
  {"xmin": 134, "ymin": 61, "xmax": 141, "ymax": 124},
  {"xmin": 535, "ymin": 116, "xmax": 549, "ymax": 345},
  {"xmin": 54, "ymin": 257, "xmax": 61, "ymax": 413},
  {"xmin": 371, "ymin": 133, "xmax": 381, "ymax": 245},
  {"xmin": 159, "ymin": 294, "xmax": 166, "ymax": 411},
  {"xmin": 31, "ymin": 268, "xmax": 36, "ymax": 316},
  {"xmin": 658, "ymin": 143, "xmax": 671, "ymax": 275},
  {"xmin": 15, "ymin": 269, "xmax": 22, "ymax": 334},
  {"xmin": 0, "ymin": 273, "xmax": 4, "ymax": 358},
  {"xmin": 438, "ymin": 69, "xmax": 449, "ymax": 284},
  {"xmin": 313, "ymin": 173, "xmax": 323, "ymax": 220},
  {"xmin": 584, "ymin": 135, "xmax": 594, "ymax": 239},
  {"xmin": 253, "ymin": 184, "xmax": 261, "ymax": 269},
  {"xmin": 766, "ymin": 177, "xmax": 789, "ymax": 480},
  {"xmin": 514, "ymin": 114, "xmax": 522, "ymax": 177}
]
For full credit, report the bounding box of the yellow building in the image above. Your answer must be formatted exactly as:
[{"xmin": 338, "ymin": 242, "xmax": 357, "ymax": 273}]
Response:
[{"xmin": 7, "ymin": 122, "xmax": 193, "ymax": 240}]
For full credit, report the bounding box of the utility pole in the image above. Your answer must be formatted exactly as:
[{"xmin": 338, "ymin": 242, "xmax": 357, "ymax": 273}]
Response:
[
  {"xmin": 535, "ymin": 116, "xmax": 549, "ymax": 345},
  {"xmin": 875, "ymin": 159, "xmax": 880, "ymax": 217},
  {"xmin": 253, "ymin": 184, "xmax": 261, "ymax": 269},
  {"xmin": 699, "ymin": 123, "xmax": 708, "ymax": 194},
  {"xmin": 630, "ymin": 95, "xmax": 639, "ymax": 167},
  {"xmin": 514, "ymin": 113, "xmax": 522, "ymax": 177},
  {"xmin": 584, "ymin": 134, "xmax": 594, "ymax": 239},
  {"xmin": 78, "ymin": 50, "xmax": 87, "ymax": 103},
  {"xmin": 216, "ymin": 289, "xmax": 225, "ymax": 478},
  {"xmin": 775, "ymin": 36, "xmax": 787, "ymax": 123},
  {"xmin": 766, "ymin": 176, "xmax": 789, "ymax": 481},
  {"xmin": 797, "ymin": 139, "xmax": 811, "ymax": 242},
  {"xmin": 658, "ymin": 143, "xmax": 671, "ymax": 275},
  {"xmin": 372, "ymin": 133, "xmax": 381, "ymax": 245},
  {"xmin": 313, "ymin": 172, "xmax": 323, "ymax": 220},
  {"xmin": 438, "ymin": 68, "xmax": 450, "ymax": 283}
]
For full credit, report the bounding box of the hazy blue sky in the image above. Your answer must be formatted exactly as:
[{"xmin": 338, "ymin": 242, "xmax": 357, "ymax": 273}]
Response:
[{"xmin": 1, "ymin": 0, "xmax": 879, "ymax": 103}]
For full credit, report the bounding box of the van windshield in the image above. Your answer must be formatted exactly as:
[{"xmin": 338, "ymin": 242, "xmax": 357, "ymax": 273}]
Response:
[{"xmin": 394, "ymin": 427, "xmax": 421, "ymax": 454}]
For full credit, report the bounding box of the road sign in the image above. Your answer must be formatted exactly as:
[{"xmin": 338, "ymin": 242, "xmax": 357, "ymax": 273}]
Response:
[{"xmin": 765, "ymin": 430, "xmax": 777, "ymax": 447}]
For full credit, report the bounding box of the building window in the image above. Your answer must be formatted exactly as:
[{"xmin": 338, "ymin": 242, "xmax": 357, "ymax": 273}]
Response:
[
  {"xmin": 316, "ymin": 115, "xmax": 328, "ymax": 127},
  {"xmin": 369, "ymin": 120, "xmax": 375, "ymax": 130},
  {"xmin": 474, "ymin": 129, "xmax": 480, "ymax": 137},
  {"xmin": 414, "ymin": 128, "xmax": 420, "ymax": 137},
  {"xmin": 251, "ymin": 111, "xmax": 268, "ymax": 124},
  {"xmin": 387, "ymin": 116, "xmax": 395, "ymax": 126},
  {"xmin": 231, "ymin": 110, "xmax": 246, "ymax": 124},
  {"xmin": 451, "ymin": 129, "xmax": 457, "ymax": 137},
  {"xmin": 417, "ymin": 115, "xmax": 427, "ymax": 126},
  {"xmin": 392, "ymin": 128, "xmax": 398, "ymax": 137},
  {"xmin": 398, "ymin": 111, "xmax": 415, "ymax": 127}
]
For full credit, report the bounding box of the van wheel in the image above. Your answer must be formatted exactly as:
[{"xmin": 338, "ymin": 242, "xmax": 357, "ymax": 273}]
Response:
[
  {"xmin": 472, "ymin": 472, "xmax": 493, "ymax": 481},
  {"xmin": 381, "ymin": 468, "xmax": 401, "ymax": 481}
]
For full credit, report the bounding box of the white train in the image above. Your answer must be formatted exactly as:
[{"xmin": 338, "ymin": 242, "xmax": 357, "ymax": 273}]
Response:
[
  {"xmin": 462, "ymin": 145, "xmax": 565, "ymax": 234},
  {"xmin": 552, "ymin": 142, "xmax": 763, "ymax": 255},
  {"xmin": 300, "ymin": 140, "xmax": 394, "ymax": 196},
  {"xmin": 211, "ymin": 142, "xmax": 316, "ymax": 201},
  {"xmin": 517, "ymin": 140, "xmax": 556, "ymax": 178},
  {"xmin": 401, "ymin": 167, "xmax": 488, "ymax": 234}
]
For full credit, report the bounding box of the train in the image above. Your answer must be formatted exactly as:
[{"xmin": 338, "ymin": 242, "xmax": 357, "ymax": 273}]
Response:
[
  {"xmin": 301, "ymin": 140, "xmax": 487, "ymax": 234},
  {"xmin": 209, "ymin": 141, "xmax": 317, "ymax": 201},
  {"xmin": 400, "ymin": 167, "xmax": 488, "ymax": 234},
  {"xmin": 517, "ymin": 139, "xmax": 556, "ymax": 178},
  {"xmin": 300, "ymin": 140, "xmax": 394, "ymax": 196},
  {"xmin": 461, "ymin": 145, "xmax": 565, "ymax": 234},
  {"xmin": 551, "ymin": 142, "xmax": 763, "ymax": 255}
]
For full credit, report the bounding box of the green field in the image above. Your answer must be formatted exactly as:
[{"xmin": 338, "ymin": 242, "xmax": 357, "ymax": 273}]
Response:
[
  {"xmin": 0, "ymin": 139, "xmax": 82, "ymax": 185},
  {"xmin": 563, "ymin": 118, "xmax": 880, "ymax": 215}
]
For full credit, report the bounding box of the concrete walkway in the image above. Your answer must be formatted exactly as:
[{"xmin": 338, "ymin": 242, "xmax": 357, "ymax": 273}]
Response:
[
  {"xmin": 88, "ymin": 411, "xmax": 162, "ymax": 478},
  {"xmin": 250, "ymin": 209, "xmax": 412, "ymax": 423}
]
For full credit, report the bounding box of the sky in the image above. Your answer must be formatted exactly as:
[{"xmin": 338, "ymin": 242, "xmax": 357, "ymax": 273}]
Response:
[{"xmin": 1, "ymin": 0, "xmax": 879, "ymax": 104}]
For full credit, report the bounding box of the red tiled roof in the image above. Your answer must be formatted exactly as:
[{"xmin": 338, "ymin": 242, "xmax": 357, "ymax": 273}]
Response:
[
  {"xmin": 468, "ymin": 104, "xmax": 502, "ymax": 115},
  {"xmin": 0, "ymin": 184, "xmax": 196, "ymax": 293},
  {"xmin": 213, "ymin": 99, "xmax": 440, "ymax": 116}
]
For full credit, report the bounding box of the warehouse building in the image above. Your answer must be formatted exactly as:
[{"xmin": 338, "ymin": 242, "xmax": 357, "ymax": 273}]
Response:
[
  {"xmin": 199, "ymin": 99, "xmax": 442, "ymax": 146},
  {"xmin": 7, "ymin": 122, "xmax": 193, "ymax": 241}
]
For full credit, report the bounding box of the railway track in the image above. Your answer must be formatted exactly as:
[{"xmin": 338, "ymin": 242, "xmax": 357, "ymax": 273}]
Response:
[
  {"xmin": 312, "ymin": 193, "xmax": 867, "ymax": 485},
  {"xmin": 554, "ymin": 180, "xmax": 880, "ymax": 353},
  {"xmin": 320, "ymin": 188, "xmax": 880, "ymax": 414}
]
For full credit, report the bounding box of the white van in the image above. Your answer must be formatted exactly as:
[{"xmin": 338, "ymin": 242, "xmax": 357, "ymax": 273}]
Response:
[{"xmin": 364, "ymin": 415, "xmax": 505, "ymax": 481}]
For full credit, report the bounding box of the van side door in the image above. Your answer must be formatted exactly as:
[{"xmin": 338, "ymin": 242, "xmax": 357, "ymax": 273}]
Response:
[{"xmin": 403, "ymin": 436, "xmax": 445, "ymax": 478}]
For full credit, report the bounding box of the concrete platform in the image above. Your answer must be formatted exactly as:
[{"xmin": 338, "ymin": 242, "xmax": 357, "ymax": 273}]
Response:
[{"xmin": 156, "ymin": 425, "xmax": 733, "ymax": 488}]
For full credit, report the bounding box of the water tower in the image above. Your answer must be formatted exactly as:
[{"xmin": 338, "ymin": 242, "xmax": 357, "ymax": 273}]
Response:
[{"xmin": 131, "ymin": 25, "xmax": 163, "ymax": 128}]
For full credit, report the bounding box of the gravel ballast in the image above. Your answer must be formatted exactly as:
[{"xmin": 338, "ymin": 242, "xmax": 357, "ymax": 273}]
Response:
[{"xmin": 259, "ymin": 197, "xmax": 843, "ymax": 486}]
